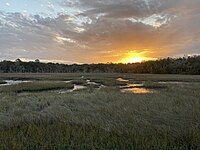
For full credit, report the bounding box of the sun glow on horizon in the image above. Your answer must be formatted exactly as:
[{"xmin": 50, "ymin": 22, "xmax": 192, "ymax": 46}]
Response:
[
  {"xmin": 122, "ymin": 56, "xmax": 145, "ymax": 63},
  {"xmin": 120, "ymin": 51, "xmax": 156, "ymax": 63}
]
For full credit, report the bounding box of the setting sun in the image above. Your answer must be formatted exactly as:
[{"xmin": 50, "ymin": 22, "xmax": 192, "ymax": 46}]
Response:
[
  {"xmin": 122, "ymin": 56, "xmax": 144, "ymax": 63},
  {"xmin": 120, "ymin": 51, "xmax": 153, "ymax": 63}
]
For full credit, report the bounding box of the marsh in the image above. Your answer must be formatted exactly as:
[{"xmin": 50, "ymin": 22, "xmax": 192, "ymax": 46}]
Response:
[{"xmin": 0, "ymin": 73, "xmax": 199, "ymax": 149}]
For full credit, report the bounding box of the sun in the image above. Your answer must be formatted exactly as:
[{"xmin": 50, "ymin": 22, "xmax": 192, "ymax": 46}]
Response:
[
  {"xmin": 121, "ymin": 53, "xmax": 146, "ymax": 63},
  {"xmin": 121, "ymin": 57, "xmax": 144, "ymax": 63},
  {"xmin": 120, "ymin": 50, "xmax": 157, "ymax": 64},
  {"xmin": 127, "ymin": 57, "xmax": 144, "ymax": 63}
]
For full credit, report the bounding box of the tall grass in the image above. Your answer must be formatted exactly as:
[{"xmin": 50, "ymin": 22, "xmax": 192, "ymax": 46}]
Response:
[
  {"xmin": 0, "ymin": 81, "xmax": 74, "ymax": 93},
  {"xmin": 1, "ymin": 73, "xmax": 200, "ymax": 82},
  {"xmin": 1, "ymin": 123, "xmax": 199, "ymax": 150},
  {"xmin": 0, "ymin": 74, "xmax": 199, "ymax": 149}
]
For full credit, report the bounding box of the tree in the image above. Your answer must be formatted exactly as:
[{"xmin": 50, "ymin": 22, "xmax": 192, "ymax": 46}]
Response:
[
  {"xmin": 35, "ymin": 59, "xmax": 40, "ymax": 63},
  {"xmin": 15, "ymin": 58, "xmax": 22, "ymax": 63},
  {"xmin": 0, "ymin": 56, "xmax": 199, "ymax": 74}
]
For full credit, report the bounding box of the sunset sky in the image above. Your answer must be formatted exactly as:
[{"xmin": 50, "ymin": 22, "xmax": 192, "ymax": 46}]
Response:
[{"xmin": 0, "ymin": 0, "xmax": 200, "ymax": 63}]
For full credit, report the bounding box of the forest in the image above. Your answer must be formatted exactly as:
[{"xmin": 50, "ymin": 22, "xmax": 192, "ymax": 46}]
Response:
[{"xmin": 0, "ymin": 55, "xmax": 200, "ymax": 74}]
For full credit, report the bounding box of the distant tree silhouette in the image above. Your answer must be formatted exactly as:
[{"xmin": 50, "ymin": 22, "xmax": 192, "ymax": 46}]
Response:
[
  {"xmin": 0, "ymin": 56, "xmax": 199, "ymax": 74},
  {"xmin": 15, "ymin": 58, "xmax": 22, "ymax": 62},
  {"xmin": 35, "ymin": 59, "xmax": 40, "ymax": 63}
]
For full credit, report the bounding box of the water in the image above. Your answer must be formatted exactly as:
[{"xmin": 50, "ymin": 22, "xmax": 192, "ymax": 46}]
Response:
[
  {"xmin": 120, "ymin": 83, "xmax": 154, "ymax": 94},
  {"xmin": 121, "ymin": 87, "xmax": 153, "ymax": 94},
  {"xmin": 117, "ymin": 78, "xmax": 129, "ymax": 82},
  {"xmin": 158, "ymin": 81, "xmax": 187, "ymax": 84},
  {"xmin": 59, "ymin": 80, "xmax": 106, "ymax": 94},
  {"xmin": 121, "ymin": 83, "xmax": 144, "ymax": 88},
  {"xmin": 0, "ymin": 80, "xmax": 31, "ymax": 86},
  {"xmin": 73, "ymin": 85, "xmax": 87, "ymax": 90},
  {"xmin": 86, "ymin": 80, "xmax": 99, "ymax": 85},
  {"xmin": 64, "ymin": 80, "xmax": 72, "ymax": 83},
  {"xmin": 58, "ymin": 84, "xmax": 87, "ymax": 94}
]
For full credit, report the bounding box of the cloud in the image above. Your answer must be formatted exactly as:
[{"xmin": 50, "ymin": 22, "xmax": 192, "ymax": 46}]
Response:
[
  {"xmin": 6, "ymin": 2, "xmax": 10, "ymax": 6},
  {"xmin": 59, "ymin": 0, "xmax": 200, "ymax": 59},
  {"xmin": 0, "ymin": 0, "xmax": 200, "ymax": 63}
]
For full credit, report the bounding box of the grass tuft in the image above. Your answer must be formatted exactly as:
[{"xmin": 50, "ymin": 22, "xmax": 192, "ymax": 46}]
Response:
[{"xmin": 0, "ymin": 81, "xmax": 74, "ymax": 93}]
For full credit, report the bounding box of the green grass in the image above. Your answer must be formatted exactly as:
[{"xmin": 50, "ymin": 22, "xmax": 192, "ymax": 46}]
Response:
[
  {"xmin": 0, "ymin": 81, "xmax": 74, "ymax": 93},
  {"xmin": 142, "ymin": 81, "xmax": 167, "ymax": 89},
  {"xmin": 1, "ymin": 73, "xmax": 200, "ymax": 82},
  {"xmin": 1, "ymin": 123, "xmax": 199, "ymax": 150},
  {"xmin": 71, "ymin": 79, "xmax": 87, "ymax": 85},
  {"xmin": 0, "ymin": 73, "xmax": 200, "ymax": 149}
]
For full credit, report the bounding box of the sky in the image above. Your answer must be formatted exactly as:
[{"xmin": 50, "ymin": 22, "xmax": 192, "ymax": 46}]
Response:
[{"xmin": 0, "ymin": 0, "xmax": 200, "ymax": 64}]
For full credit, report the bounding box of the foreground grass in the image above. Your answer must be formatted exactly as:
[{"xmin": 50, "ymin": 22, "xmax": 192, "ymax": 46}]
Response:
[
  {"xmin": 1, "ymin": 123, "xmax": 199, "ymax": 150},
  {"xmin": 0, "ymin": 81, "xmax": 73, "ymax": 93},
  {"xmin": 0, "ymin": 74, "xmax": 199, "ymax": 149},
  {"xmin": 0, "ymin": 88, "xmax": 199, "ymax": 149}
]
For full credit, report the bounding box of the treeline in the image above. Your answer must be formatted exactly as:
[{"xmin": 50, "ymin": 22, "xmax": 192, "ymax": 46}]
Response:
[{"xmin": 0, "ymin": 56, "xmax": 200, "ymax": 74}]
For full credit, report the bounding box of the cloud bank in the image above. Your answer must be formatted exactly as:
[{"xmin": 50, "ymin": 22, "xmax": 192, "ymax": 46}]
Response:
[{"xmin": 0, "ymin": 0, "xmax": 200, "ymax": 63}]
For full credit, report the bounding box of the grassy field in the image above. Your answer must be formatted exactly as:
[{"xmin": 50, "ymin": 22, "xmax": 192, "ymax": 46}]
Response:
[{"xmin": 0, "ymin": 73, "xmax": 199, "ymax": 149}]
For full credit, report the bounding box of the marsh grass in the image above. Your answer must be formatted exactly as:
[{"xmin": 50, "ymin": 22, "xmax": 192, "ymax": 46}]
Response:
[
  {"xmin": 142, "ymin": 81, "xmax": 167, "ymax": 89},
  {"xmin": 0, "ymin": 81, "xmax": 74, "ymax": 93},
  {"xmin": 0, "ymin": 87, "xmax": 199, "ymax": 149},
  {"xmin": 86, "ymin": 84, "xmax": 101, "ymax": 90},
  {"xmin": 71, "ymin": 79, "xmax": 87, "ymax": 86},
  {"xmin": 1, "ymin": 73, "xmax": 200, "ymax": 83},
  {"xmin": 1, "ymin": 123, "xmax": 199, "ymax": 150},
  {"xmin": 0, "ymin": 74, "xmax": 200, "ymax": 149}
]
